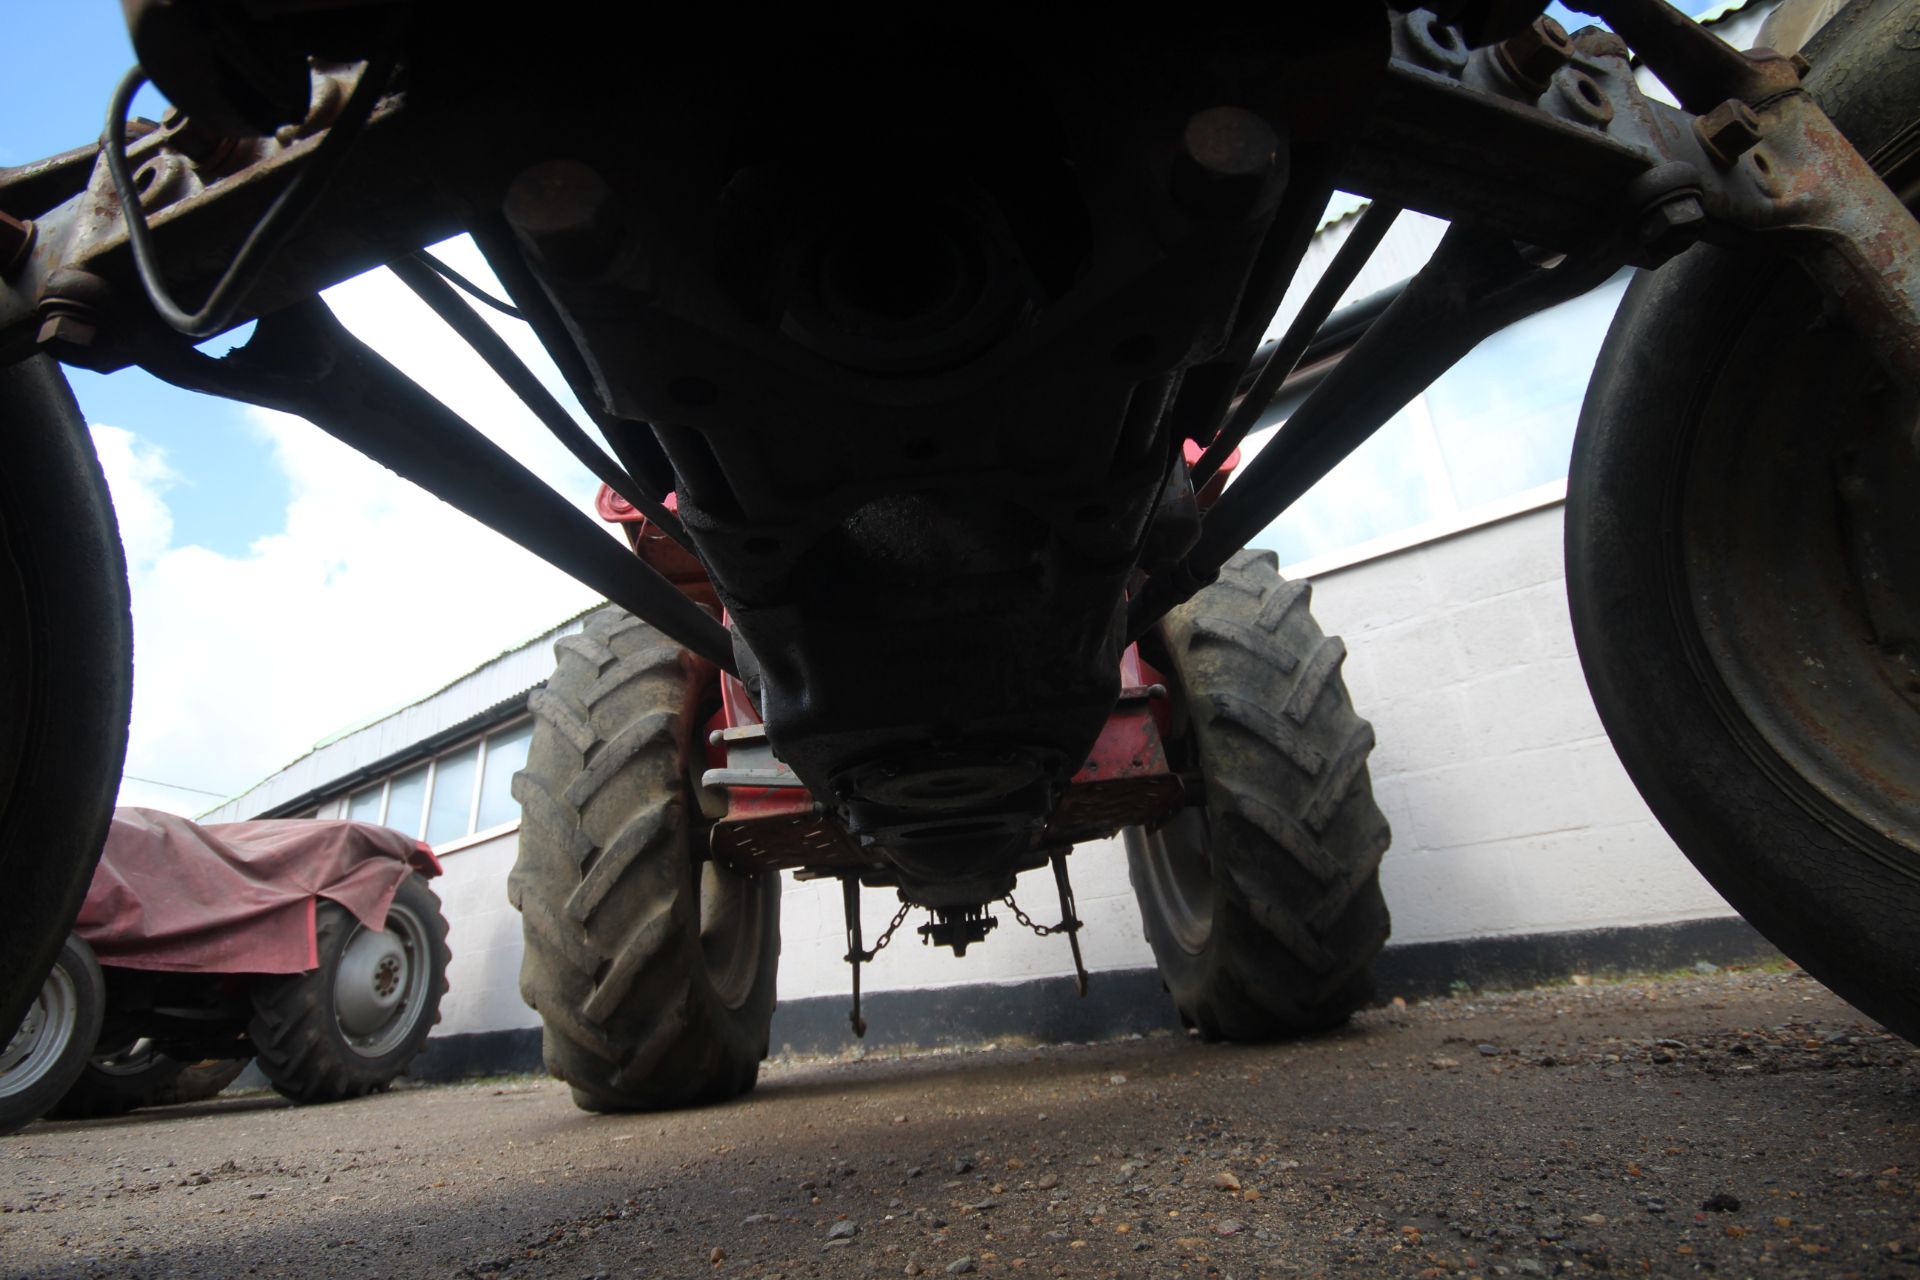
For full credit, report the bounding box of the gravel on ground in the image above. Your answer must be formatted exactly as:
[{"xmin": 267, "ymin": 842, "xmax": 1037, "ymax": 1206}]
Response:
[{"xmin": 4, "ymin": 965, "xmax": 1917, "ymax": 1279}]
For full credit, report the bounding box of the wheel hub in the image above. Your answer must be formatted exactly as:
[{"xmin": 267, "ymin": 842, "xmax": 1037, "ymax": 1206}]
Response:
[
  {"xmin": 335, "ymin": 928, "xmax": 408, "ymax": 1037},
  {"xmin": 0, "ymin": 967, "xmax": 75, "ymax": 1099},
  {"xmin": 0, "ymin": 997, "xmax": 45, "ymax": 1075}
]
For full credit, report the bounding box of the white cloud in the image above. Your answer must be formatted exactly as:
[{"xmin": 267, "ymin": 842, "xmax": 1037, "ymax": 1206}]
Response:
[
  {"xmin": 88, "ymin": 423, "xmax": 177, "ymax": 569},
  {"xmin": 100, "ymin": 236, "xmax": 609, "ymax": 815}
]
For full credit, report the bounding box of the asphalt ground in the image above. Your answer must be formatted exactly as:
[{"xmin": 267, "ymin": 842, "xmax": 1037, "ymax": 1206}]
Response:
[{"xmin": 5, "ymin": 965, "xmax": 1918, "ymax": 1280}]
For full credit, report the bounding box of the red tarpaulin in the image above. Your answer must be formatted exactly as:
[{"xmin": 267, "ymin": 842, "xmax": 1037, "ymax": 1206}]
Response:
[{"xmin": 73, "ymin": 808, "xmax": 442, "ymax": 975}]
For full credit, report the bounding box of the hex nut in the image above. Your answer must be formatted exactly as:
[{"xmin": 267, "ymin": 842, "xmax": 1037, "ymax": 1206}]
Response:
[
  {"xmin": 1695, "ymin": 98, "xmax": 1764, "ymax": 166},
  {"xmin": 1496, "ymin": 16, "xmax": 1575, "ymax": 92},
  {"xmin": 36, "ymin": 313, "xmax": 98, "ymax": 348},
  {"xmin": 0, "ymin": 211, "xmax": 33, "ymax": 276},
  {"xmin": 1637, "ymin": 193, "xmax": 1707, "ymax": 261}
]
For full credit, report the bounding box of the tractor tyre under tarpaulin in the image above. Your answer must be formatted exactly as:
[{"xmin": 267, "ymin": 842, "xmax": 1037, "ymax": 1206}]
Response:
[
  {"xmin": 1566, "ymin": 3, "xmax": 1920, "ymax": 1042},
  {"xmin": 144, "ymin": 1056, "xmax": 249, "ymax": 1107},
  {"xmin": 1124, "ymin": 549, "xmax": 1391, "ymax": 1041},
  {"xmin": 0, "ymin": 356, "xmax": 132, "ymax": 1044},
  {"xmin": 248, "ymin": 872, "xmax": 450, "ymax": 1102},
  {"xmin": 511, "ymin": 605, "xmax": 780, "ymax": 1113}
]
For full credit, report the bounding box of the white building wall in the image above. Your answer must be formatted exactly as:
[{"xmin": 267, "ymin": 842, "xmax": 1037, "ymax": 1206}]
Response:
[{"xmin": 427, "ymin": 830, "xmax": 542, "ymax": 1037}]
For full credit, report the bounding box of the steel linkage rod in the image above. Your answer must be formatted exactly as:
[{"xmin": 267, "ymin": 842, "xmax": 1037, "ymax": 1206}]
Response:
[
  {"xmin": 1156, "ymin": 154, "xmax": 1339, "ymax": 454},
  {"xmin": 1128, "ymin": 224, "xmax": 1626, "ymax": 639},
  {"xmin": 1189, "ymin": 201, "xmax": 1402, "ymax": 491},
  {"xmin": 412, "ymin": 250, "xmax": 524, "ymax": 320},
  {"xmin": 466, "ymin": 218, "xmax": 683, "ymax": 505},
  {"xmin": 137, "ymin": 298, "xmax": 737, "ymax": 673},
  {"xmin": 387, "ymin": 254, "xmax": 697, "ymax": 554}
]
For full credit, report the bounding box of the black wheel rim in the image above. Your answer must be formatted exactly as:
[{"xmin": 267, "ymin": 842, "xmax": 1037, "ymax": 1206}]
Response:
[
  {"xmin": 1136, "ymin": 807, "xmax": 1217, "ymax": 955},
  {"xmin": 1671, "ymin": 155, "xmax": 1920, "ymax": 864},
  {"xmin": 1133, "ymin": 665, "xmax": 1218, "ymax": 956}
]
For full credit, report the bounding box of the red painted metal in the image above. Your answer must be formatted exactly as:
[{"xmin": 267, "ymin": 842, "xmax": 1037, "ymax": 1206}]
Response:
[
  {"xmin": 595, "ymin": 483, "xmax": 719, "ymax": 611},
  {"xmin": 710, "ymin": 640, "xmax": 1185, "ymax": 871},
  {"xmin": 1183, "ymin": 436, "xmax": 1239, "ymax": 511}
]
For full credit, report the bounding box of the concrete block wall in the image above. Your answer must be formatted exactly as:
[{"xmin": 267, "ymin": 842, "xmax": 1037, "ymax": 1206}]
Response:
[
  {"xmin": 424, "ymin": 500, "xmax": 1736, "ymax": 1037},
  {"xmin": 1304, "ymin": 502, "xmax": 1733, "ymax": 944},
  {"xmin": 427, "ymin": 831, "xmax": 540, "ymax": 1037}
]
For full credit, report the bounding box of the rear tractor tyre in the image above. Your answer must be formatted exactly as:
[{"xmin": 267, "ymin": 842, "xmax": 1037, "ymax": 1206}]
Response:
[
  {"xmin": 512, "ymin": 606, "xmax": 780, "ymax": 1113},
  {"xmin": 248, "ymin": 873, "xmax": 449, "ymax": 1103},
  {"xmin": 1124, "ymin": 550, "xmax": 1391, "ymax": 1041}
]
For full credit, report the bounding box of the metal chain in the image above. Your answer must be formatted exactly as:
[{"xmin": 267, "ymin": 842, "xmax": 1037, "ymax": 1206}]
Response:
[
  {"xmin": 856, "ymin": 902, "xmax": 914, "ymax": 962},
  {"xmin": 1001, "ymin": 892, "xmax": 1076, "ymax": 938}
]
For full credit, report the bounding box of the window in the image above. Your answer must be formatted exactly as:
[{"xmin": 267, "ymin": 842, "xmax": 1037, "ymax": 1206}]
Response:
[
  {"xmin": 425, "ymin": 745, "xmax": 478, "ymax": 846},
  {"xmin": 476, "ymin": 720, "xmax": 532, "ymax": 832},
  {"xmin": 385, "ymin": 764, "xmax": 429, "ymax": 840},
  {"xmin": 337, "ymin": 717, "xmax": 532, "ymax": 848}
]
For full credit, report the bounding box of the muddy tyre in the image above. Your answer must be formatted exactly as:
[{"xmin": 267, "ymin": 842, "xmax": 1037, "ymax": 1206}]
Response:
[
  {"xmin": 1125, "ymin": 550, "xmax": 1391, "ymax": 1041},
  {"xmin": 0, "ymin": 936, "xmax": 106, "ymax": 1135},
  {"xmin": 511, "ymin": 606, "xmax": 780, "ymax": 1113},
  {"xmin": 1566, "ymin": 4, "xmax": 1920, "ymax": 1043},
  {"xmin": 145, "ymin": 1057, "xmax": 249, "ymax": 1107},
  {"xmin": 248, "ymin": 873, "xmax": 449, "ymax": 1103},
  {"xmin": 48, "ymin": 1041, "xmax": 187, "ymax": 1120}
]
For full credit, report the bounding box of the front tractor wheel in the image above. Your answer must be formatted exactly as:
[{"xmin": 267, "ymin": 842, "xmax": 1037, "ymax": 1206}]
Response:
[
  {"xmin": 1125, "ymin": 550, "xmax": 1391, "ymax": 1041},
  {"xmin": 511, "ymin": 606, "xmax": 780, "ymax": 1113},
  {"xmin": 1566, "ymin": 1, "xmax": 1920, "ymax": 1047}
]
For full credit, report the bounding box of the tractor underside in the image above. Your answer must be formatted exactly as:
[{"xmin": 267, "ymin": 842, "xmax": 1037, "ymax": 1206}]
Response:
[{"xmin": 5, "ymin": 2, "xmax": 1918, "ymax": 1000}]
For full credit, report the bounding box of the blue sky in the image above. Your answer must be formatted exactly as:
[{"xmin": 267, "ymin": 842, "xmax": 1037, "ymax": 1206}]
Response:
[{"xmin": 3, "ymin": 3, "xmax": 284, "ymax": 555}]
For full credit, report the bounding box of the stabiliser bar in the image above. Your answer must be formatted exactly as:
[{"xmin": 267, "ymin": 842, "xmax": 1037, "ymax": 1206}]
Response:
[
  {"xmin": 1128, "ymin": 223, "xmax": 1627, "ymax": 639},
  {"xmin": 136, "ymin": 298, "xmax": 737, "ymax": 673},
  {"xmin": 386, "ymin": 253, "xmax": 697, "ymax": 555}
]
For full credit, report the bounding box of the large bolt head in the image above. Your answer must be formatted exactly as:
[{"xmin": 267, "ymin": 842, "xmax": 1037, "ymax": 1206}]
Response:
[
  {"xmin": 1170, "ymin": 107, "xmax": 1285, "ymax": 220},
  {"xmin": 504, "ymin": 160, "xmax": 621, "ymax": 277}
]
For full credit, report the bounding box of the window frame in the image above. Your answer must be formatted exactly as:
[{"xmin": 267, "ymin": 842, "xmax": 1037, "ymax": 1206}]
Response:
[{"xmin": 335, "ymin": 713, "xmax": 531, "ymax": 855}]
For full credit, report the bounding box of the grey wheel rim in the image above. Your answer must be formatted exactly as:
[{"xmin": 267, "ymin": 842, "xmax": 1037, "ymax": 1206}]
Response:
[
  {"xmin": 332, "ymin": 902, "xmax": 431, "ymax": 1058},
  {"xmin": 0, "ymin": 966, "xmax": 77, "ymax": 1098}
]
